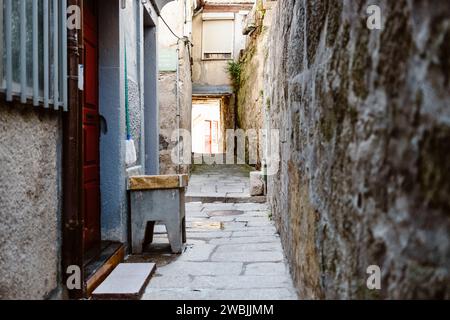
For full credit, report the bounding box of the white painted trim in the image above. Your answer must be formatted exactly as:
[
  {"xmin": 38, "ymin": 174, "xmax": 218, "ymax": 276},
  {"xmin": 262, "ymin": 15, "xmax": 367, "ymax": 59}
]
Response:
[{"xmin": 202, "ymin": 12, "xmax": 235, "ymax": 21}]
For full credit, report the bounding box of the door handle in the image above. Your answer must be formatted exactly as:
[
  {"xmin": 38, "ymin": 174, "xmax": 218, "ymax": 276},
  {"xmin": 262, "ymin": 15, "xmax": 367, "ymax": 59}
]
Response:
[{"xmin": 99, "ymin": 115, "xmax": 108, "ymax": 134}]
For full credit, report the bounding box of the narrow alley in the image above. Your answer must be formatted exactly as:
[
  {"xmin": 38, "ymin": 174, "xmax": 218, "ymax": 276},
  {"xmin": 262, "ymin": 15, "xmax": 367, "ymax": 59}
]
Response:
[
  {"xmin": 142, "ymin": 166, "xmax": 296, "ymax": 300},
  {"xmin": 122, "ymin": 165, "xmax": 296, "ymax": 299},
  {"xmin": 0, "ymin": 0, "xmax": 449, "ymax": 305},
  {"xmin": 186, "ymin": 165, "xmax": 252, "ymax": 199}
]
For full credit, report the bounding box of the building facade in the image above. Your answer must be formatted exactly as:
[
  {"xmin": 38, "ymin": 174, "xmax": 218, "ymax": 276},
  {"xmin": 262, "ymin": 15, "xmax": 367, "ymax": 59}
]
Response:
[
  {"xmin": 191, "ymin": 0, "xmax": 254, "ymax": 160},
  {"xmin": 158, "ymin": 0, "xmax": 195, "ymax": 175},
  {"xmin": 0, "ymin": 0, "xmax": 172, "ymax": 299}
]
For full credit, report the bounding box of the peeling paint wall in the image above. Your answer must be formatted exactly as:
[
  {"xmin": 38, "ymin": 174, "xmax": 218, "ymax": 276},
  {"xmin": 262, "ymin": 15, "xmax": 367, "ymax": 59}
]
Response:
[
  {"xmin": 192, "ymin": 10, "xmax": 249, "ymax": 87},
  {"xmin": 266, "ymin": 0, "xmax": 450, "ymax": 299},
  {"xmin": 0, "ymin": 104, "xmax": 62, "ymax": 300},
  {"xmin": 158, "ymin": 0, "xmax": 193, "ymax": 175}
]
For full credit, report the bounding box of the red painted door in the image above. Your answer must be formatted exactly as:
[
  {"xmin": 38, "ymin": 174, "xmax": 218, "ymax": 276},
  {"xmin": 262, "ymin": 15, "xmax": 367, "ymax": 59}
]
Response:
[{"xmin": 83, "ymin": 0, "xmax": 100, "ymax": 252}]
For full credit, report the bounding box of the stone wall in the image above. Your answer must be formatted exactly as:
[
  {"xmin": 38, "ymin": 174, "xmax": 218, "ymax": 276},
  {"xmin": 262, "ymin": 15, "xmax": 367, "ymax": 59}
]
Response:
[
  {"xmin": 266, "ymin": 0, "xmax": 450, "ymax": 299},
  {"xmin": 236, "ymin": 1, "xmax": 275, "ymax": 168},
  {"xmin": 0, "ymin": 104, "xmax": 62, "ymax": 299}
]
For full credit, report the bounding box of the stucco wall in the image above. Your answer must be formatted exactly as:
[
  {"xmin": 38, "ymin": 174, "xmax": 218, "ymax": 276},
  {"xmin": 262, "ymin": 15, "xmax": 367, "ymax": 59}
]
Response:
[
  {"xmin": 158, "ymin": 1, "xmax": 193, "ymax": 175},
  {"xmin": 123, "ymin": 0, "xmax": 144, "ymax": 169},
  {"xmin": 99, "ymin": 0, "xmax": 160, "ymax": 242},
  {"xmin": 159, "ymin": 44, "xmax": 193, "ymax": 175},
  {"xmin": 192, "ymin": 10, "xmax": 248, "ymax": 86},
  {"xmin": 99, "ymin": 0, "xmax": 128, "ymax": 242},
  {"xmin": 0, "ymin": 104, "xmax": 62, "ymax": 300},
  {"xmin": 266, "ymin": 0, "xmax": 450, "ymax": 299},
  {"xmin": 159, "ymin": 72, "xmax": 178, "ymax": 174}
]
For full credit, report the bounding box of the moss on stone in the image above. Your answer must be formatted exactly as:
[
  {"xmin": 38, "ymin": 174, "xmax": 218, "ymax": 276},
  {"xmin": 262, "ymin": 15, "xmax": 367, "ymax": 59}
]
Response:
[
  {"xmin": 305, "ymin": 0, "xmax": 329, "ymax": 64},
  {"xmin": 376, "ymin": 0, "xmax": 413, "ymax": 97},
  {"xmin": 351, "ymin": 24, "xmax": 370, "ymax": 99},
  {"xmin": 418, "ymin": 125, "xmax": 450, "ymax": 212},
  {"xmin": 325, "ymin": 0, "xmax": 342, "ymax": 47}
]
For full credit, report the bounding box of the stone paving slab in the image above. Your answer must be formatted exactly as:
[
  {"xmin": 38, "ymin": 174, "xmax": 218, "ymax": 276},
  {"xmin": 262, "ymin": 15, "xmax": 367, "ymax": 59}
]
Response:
[
  {"xmin": 186, "ymin": 195, "xmax": 266, "ymax": 203},
  {"xmin": 186, "ymin": 165, "xmax": 266, "ymax": 203},
  {"xmin": 142, "ymin": 196, "xmax": 297, "ymax": 300},
  {"xmin": 191, "ymin": 275, "xmax": 293, "ymax": 290},
  {"xmin": 157, "ymin": 261, "xmax": 243, "ymax": 276},
  {"xmin": 209, "ymin": 235, "xmax": 282, "ymax": 245},
  {"xmin": 187, "ymin": 231, "xmax": 233, "ymax": 239},
  {"xmin": 147, "ymin": 275, "xmax": 292, "ymax": 290},
  {"xmin": 143, "ymin": 288, "xmax": 297, "ymax": 300},
  {"xmin": 177, "ymin": 244, "xmax": 216, "ymax": 261},
  {"xmin": 211, "ymin": 251, "xmax": 284, "ymax": 263},
  {"xmin": 244, "ymin": 263, "xmax": 288, "ymax": 276},
  {"xmin": 232, "ymin": 229, "xmax": 278, "ymax": 237},
  {"xmin": 93, "ymin": 263, "xmax": 156, "ymax": 300},
  {"xmin": 215, "ymin": 242, "xmax": 282, "ymax": 253}
]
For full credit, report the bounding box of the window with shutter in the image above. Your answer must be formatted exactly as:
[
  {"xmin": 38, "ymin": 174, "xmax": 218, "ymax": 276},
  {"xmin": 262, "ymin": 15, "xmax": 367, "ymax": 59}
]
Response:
[
  {"xmin": 202, "ymin": 18, "xmax": 234, "ymax": 60},
  {"xmin": 0, "ymin": 0, "xmax": 68, "ymax": 111}
]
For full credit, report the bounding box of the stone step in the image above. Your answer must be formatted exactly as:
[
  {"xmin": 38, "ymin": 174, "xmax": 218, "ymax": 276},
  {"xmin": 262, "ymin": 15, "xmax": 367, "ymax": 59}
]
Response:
[
  {"xmin": 91, "ymin": 263, "xmax": 156, "ymax": 300},
  {"xmin": 186, "ymin": 195, "xmax": 266, "ymax": 203}
]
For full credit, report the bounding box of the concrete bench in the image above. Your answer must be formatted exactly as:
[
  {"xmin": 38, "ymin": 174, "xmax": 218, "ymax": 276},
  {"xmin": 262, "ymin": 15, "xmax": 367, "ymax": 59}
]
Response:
[{"xmin": 128, "ymin": 175, "xmax": 188, "ymax": 254}]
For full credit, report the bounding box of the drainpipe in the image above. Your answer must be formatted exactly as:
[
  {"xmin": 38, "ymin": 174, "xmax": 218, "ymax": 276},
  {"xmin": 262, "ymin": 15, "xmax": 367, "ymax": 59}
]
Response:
[{"xmin": 176, "ymin": 40, "xmax": 181, "ymax": 174}]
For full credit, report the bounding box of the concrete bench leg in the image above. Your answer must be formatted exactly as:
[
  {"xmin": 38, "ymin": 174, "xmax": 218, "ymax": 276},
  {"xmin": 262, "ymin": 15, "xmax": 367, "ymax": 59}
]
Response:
[
  {"xmin": 182, "ymin": 217, "xmax": 186, "ymax": 244},
  {"xmin": 132, "ymin": 219, "xmax": 147, "ymax": 254},
  {"xmin": 143, "ymin": 221, "xmax": 156, "ymax": 247},
  {"xmin": 166, "ymin": 219, "xmax": 183, "ymax": 253}
]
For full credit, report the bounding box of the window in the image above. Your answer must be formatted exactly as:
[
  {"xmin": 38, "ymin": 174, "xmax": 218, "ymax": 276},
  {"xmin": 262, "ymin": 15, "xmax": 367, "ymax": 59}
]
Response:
[
  {"xmin": 0, "ymin": 0, "xmax": 68, "ymax": 111},
  {"xmin": 202, "ymin": 13, "xmax": 234, "ymax": 60}
]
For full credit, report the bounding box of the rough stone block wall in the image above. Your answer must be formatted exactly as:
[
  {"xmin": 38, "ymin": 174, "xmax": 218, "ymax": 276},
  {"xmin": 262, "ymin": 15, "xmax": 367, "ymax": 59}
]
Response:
[
  {"xmin": 236, "ymin": 2, "xmax": 275, "ymax": 168},
  {"xmin": 266, "ymin": 0, "xmax": 450, "ymax": 299},
  {"xmin": 0, "ymin": 104, "xmax": 62, "ymax": 299}
]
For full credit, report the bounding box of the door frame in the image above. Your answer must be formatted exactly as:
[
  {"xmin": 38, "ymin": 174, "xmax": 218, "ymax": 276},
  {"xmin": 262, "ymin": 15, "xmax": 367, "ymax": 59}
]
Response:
[
  {"xmin": 62, "ymin": 0, "xmax": 85, "ymax": 299},
  {"xmin": 82, "ymin": 0, "xmax": 101, "ymax": 253},
  {"xmin": 63, "ymin": 0, "xmax": 103, "ymax": 299}
]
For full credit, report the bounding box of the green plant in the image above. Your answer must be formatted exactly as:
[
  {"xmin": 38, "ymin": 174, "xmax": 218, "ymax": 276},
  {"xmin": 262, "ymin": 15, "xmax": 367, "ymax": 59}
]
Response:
[{"xmin": 226, "ymin": 61, "xmax": 242, "ymax": 92}]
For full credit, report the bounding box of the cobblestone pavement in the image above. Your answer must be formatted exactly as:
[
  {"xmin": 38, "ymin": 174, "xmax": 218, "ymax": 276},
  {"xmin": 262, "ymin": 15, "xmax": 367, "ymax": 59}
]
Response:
[
  {"xmin": 142, "ymin": 201, "xmax": 298, "ymax": 300},
  {"xmin": 186, "ymin": 165, "xmax": 251, "ymax": 199}
]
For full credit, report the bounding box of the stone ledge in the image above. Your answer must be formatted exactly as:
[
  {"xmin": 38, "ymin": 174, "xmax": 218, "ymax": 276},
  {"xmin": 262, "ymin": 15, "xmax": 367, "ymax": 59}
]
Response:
[
  {"xmin": 128, "ymin": 174, "xmax": 189, "ymax": 191},
  {"xmin": 186, "ymin": 195, "xmax": 266, "ymax": 203}
]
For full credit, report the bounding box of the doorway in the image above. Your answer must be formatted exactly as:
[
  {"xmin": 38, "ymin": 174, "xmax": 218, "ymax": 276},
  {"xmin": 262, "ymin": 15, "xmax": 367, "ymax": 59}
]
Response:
[
  {"xmin": 82, "ymin": 0, "xmax": 100, "ymax": 252},
  {"xmin": 192, "ymin": 99, "xmax": 222, "ymax": 154}
]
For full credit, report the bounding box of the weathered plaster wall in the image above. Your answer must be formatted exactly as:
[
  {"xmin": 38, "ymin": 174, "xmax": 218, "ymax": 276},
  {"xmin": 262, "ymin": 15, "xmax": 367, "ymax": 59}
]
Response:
[
  {"xmin": 124, "ymin": 0, "xmax": 144, "ymax": 169},
  {"xmin": 159, "ymin": 44, "xmax": 192, "ymax": 175},
  {"xmin": 0, "ymin": 104, "xmax": 62, "ymax": 300},
  {"xmin": 99, "ymin": 0, "xmax": 128, "ymax": 242},
  {"xmin": 191, "ymin": 10, "xmax": 248, "ymax": 86},
  {"xmin": 159, "ymin": 71, "xmax": 178, "ymax": 174},
  {"xmin": 266, "ymin": 0, "xmax": 450, "ymax": 299},
  {"xmin": 158, "ymin": 1, "xmax": 193, "ymax": 175},
  {"xmin": 99, "ymin": 0, "xmax": 159, "ymax": 242}
]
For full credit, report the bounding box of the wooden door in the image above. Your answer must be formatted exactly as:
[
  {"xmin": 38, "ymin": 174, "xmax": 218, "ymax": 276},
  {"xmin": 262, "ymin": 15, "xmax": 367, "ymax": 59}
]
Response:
[{"xmin": 82, "ymin": 0, "xmax": 100, "ymax": 252}]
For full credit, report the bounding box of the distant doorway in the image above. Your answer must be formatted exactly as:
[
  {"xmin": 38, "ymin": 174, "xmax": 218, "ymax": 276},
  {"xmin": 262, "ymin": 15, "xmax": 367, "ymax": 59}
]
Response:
[{"xmin": 192, "ymin": 99, "xmax": 222, "ymax": 154}]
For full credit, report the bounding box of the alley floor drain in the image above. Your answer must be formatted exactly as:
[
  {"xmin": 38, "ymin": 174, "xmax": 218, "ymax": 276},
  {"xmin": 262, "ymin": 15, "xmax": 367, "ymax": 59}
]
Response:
[{"xmin": 207, "ymin": 210, "xmax": 244, "ymax": 217}]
